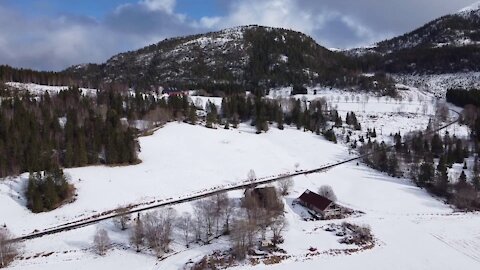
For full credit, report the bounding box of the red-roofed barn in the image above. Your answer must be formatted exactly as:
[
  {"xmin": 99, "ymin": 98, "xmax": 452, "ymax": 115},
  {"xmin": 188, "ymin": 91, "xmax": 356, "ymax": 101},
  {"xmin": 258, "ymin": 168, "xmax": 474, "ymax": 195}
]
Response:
[{"xmin": 295, "ymin": 189, "xmax": 341, "ymax": 219}]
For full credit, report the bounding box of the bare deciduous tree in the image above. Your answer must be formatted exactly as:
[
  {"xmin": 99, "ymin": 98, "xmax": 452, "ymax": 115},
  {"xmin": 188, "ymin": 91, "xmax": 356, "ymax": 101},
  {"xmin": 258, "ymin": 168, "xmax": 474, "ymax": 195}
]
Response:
[
  {"xmin": 318, "ymin": 185, "xmax": 337, "ymax": 202},
  {"xmin": 247, "ymin": 169, "xmax": 256, "ymax": 182},
  {"xmin": 143, "ymin": 107, "xmax": 173, "ymax": 127},
  {"xmin": 193, "ymin": 199, "xmax": 216, "ymax": 243},
  {"xmin": 143, "ymin": 208, "xmax": 177, "ymax": 256},
  {"xmin": 435, "ymin": 102, "xmax": 449, "ymax": 122},
  {"xmin": 256, "ymin": 208, "xmax": 273, "ymax": 240},
  {"xmin": 93, "ymin": 228, "xmax": 111, "ymax": 256},
  {"xmin": 278, "ymin": 177, "xmax": 294, "ymax": 196},
  {"xmin": 213, "ymin": 193, "xmax": 230, "ymax": 235},
  {"xmin": 113, "ymin": 206, "xmax": 130, "ymax": 231},
  {"xmin": 271, "ymin": 215, "xmax": 287, "ymax": 246},
  {"xmin": 221, "ymin": 197, "xmax": 235, "ymax": 234},
  {"xmin": 192, "ymin": 212, "xmax": 203, "ymax": 243},
  {"xmin": 263, "ymin": 188, "xmax": 284, "ymax": 215},
  {"xmin": 176, "ymin": 212, "xmax": 193, "ymax": 247},
  {"xmin": 230, "ymin": 216, "xmax": 257, "ymax": 260},
  {"xmin": 243, "ymin": 190, "xmax": 261, "ymax": 223},
  {"xmin": 0, "ymin": 228, "xmax": 19, "ymax": 268},
  {"xmin": 130, "ymin": 213, "xmax": 144, "ymax": 252}
]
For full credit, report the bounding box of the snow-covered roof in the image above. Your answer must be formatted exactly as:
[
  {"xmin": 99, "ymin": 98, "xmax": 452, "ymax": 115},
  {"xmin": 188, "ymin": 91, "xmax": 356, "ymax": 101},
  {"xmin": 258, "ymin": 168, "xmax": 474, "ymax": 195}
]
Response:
[{"xmin": 297, "ymin": 189, "xmax": 333, "ymax": 211}]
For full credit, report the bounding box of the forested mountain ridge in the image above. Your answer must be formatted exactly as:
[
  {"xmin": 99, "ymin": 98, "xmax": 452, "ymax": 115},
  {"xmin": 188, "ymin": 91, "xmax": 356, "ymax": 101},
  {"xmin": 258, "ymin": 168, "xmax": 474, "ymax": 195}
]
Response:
[
  {"xmin": 64, "ymin": 25, "xmax": 357, "ymax": 92},
  {"xmin": 352, "ymin": 3, "xmax": 480, "ymax": 74},
  {"xmin": 378, "ymin": 6, "xmax": 480, "ymax": 52}
]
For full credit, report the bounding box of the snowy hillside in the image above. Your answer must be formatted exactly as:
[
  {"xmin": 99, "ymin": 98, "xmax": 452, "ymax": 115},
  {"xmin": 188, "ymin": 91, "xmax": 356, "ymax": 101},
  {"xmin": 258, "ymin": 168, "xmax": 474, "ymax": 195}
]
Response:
[
  {"xmin": 343, "ymin": 2, "xmax": 480, "ymax": 76},
  {"xmin": 5, "ymin": 82, "xmax": 97, "ymax": 96},
  {"xmin": 377, "ymin": 2, "xmax": 480, "ymax": 52},
  {"xmin": 393, "ymin": 72, "xmax": 480, "ymax": 97}
]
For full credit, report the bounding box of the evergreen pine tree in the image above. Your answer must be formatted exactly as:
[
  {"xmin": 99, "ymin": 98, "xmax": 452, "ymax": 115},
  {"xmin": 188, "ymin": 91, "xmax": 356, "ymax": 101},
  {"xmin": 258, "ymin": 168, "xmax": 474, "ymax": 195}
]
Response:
[
  {"xmin": 296, "ymin": 109, "xmax": 304, "ymax": 130},
  {"xmin": 387, "ymin": 152, "xmax": 399, "ymax": 177},
  {"xmin": 255, "ymin": 104, "xmax": 268, "ymax": 134},
  {"xmin": 206, "ymin": 102, "xmax": 217, "ymax": 129},
  {"xmin": 188, "ymin": 105, "xmax": 197, "ymax": 125},
  {"xmin": 454, "ymin": 139, "xmax": 464, "ymax": 163},
  {"xmin": 418, "ymin": 161, "xmax": 434, "ymax": 187},
  {"xmin": 232, "ymin": 113, "xmax": 239, "ymax": 129},
  {"xmin": 276, "ymin": 108, "xmax": 284, "ymax": 130},
  {"xmin": 323, "ymin": 129, "xmax": 337, "ymax": 143},
  {"xmin": 473, "ymin": 174, "xmax": 480, "ymax": 191},
  {"xmin": 431, "ymin": 134, "xmax": 443, "ymax": 157},
  {"xmin": 346, "ymin": 112, "xmax": 351, "ymax": 125},
  {"xmin": 32, "ymin": 191, "xmax": 44, "ymax": 213},
  {"xmin": 76, "ymin": 132, "xmax": 88, "ymax": 167},
  {"xmin": 43, "ymin": 175, "xmax": 59, "ymax": 210},
  {"xmin": 334, "ymin": 111, "xmax": 342, "ymax": 127},
  {"xmin": 394, "ymin": 132, "xmax": 402, "ymax": 151},
  {"xmin": 458, "ymin": 170, "xmax": 467, "ymax": 183},
  {"xmin": 435, "ymin": 155, "xmax": 449, "ymax": 195}
]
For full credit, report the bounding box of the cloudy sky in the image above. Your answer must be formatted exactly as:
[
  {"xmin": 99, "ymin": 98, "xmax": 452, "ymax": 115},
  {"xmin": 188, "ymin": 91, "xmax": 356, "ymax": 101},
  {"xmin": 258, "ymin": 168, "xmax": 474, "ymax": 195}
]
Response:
[{"xmin": 0, "ymin": 0, "xmax": 477, "ymax": 71}]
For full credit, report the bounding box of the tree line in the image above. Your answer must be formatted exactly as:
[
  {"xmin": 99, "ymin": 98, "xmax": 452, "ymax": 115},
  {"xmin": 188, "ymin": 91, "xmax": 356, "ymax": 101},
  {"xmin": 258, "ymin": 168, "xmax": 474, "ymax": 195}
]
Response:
[
  {"xmin": 0, "ymin": 65, "xmax": 78, "ymax": 87},
  {"xmin": 211, "ymin": 94, "xmax": 355, "ymax": 143},
  {"xmin": 0, "ymin": 87, "xmax": 139, "ymax": 177},
  {"xmin": 446, "ymin": 88, "xmax": 480, "ymax": 108},
  {"xmin": 358, "ymin": 113, "xmax": 480, "ymax": 210},
  {"xmin": 1, "ymin": 82, "xmax": 357, "ymax": 178}
]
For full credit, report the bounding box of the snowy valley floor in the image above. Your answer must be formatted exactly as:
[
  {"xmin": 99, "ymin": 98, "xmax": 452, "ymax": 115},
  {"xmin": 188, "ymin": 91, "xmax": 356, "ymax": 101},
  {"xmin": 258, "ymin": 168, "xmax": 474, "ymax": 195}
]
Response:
[
  {"xmin": 0, "ymin": 86, "xmax": 479, "ymax": 270},
  {"xmin": 1, "ymin": 122, "xmax": 479, "ymax": 270}
]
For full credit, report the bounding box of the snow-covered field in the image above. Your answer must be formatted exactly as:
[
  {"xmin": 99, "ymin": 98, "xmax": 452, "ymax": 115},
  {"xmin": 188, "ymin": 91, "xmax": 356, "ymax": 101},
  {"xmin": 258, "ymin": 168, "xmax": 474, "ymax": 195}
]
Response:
[
  {"xmin": 1, "ymin": 85, "xmax": 478, "ymax": 270},
  {"xmin": 3, "ymin": 123, "xmax": 479, "ymax": 270},
  {"xmin": 0, "ymin": 123, "xmax": 346, "ymax": 235},
  {"xmin": 269, "ymin": 86, "xmax": 468, "ymax": 143},
  {"xmin": 392, "ymin": 72, "xmax": 480, "ymax": 98},
  {"xmin": 6, "ymin": 82, "xmax": 97, "ymax": 96}
]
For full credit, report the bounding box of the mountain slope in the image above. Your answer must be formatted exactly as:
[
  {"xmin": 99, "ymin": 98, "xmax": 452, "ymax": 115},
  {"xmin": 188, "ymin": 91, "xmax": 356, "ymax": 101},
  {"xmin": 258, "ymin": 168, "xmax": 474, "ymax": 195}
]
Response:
[
  {"xmin": 377, "ymin": 7, "xmax": 480, "ymax": 51},
  {"xmin": 66, "ymin": 26, "xmax": 353, "ymax": 92},
  {"xmin": 352, "ymin": 3, "xmax": 480, "ymax": 74}
]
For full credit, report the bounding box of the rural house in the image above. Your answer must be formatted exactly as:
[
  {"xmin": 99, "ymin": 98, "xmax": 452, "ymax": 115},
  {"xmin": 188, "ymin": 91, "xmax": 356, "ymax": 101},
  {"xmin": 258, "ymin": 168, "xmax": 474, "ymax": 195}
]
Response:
[{"xmin": 295, "ymin": 189, "xmax": 341, "ymax": 219}]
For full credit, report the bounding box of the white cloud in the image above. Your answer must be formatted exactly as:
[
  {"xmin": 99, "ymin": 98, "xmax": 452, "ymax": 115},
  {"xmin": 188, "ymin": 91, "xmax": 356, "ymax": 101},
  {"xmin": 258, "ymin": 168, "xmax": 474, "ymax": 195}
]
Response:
[
  {"xmin": 0, "ymin": 0, "xmax": 476, "ymax": 70},
  {"xmin": 0, "ymin": 2, "xmax": 194, "ymax": 70},
  {"xmin": 198, "ymin": 16, "xmax": 221, "ymax": 28},
  {"xmin": 141, "ymin": 0, "xmax": 176, "ymax": 14},
  {"xmin": 221, "ymin": 0, "xmax": 315, "ymax": 34},
  {"xmin": 198, "ymin": 0, "xmax": 380, "ymax": 48}
]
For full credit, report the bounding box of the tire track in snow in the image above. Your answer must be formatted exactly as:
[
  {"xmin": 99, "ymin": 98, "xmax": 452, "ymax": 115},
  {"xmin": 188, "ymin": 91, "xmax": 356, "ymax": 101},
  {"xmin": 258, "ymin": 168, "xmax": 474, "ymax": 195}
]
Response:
[{"xmin": 430, "ymin": 233, "xmax": 480, "ymax": 263}]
